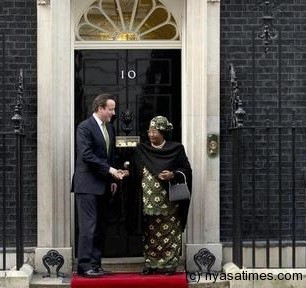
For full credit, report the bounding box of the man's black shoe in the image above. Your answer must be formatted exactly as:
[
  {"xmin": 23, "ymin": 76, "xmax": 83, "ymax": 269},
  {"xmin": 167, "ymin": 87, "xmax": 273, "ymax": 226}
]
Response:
[
  {"xmin": 97, "ymin": 267, "xmax": 113, "ymax": 275},
  {"xmin": 78, "ymin": 268, "xmax": 104, "ymax": 278}
]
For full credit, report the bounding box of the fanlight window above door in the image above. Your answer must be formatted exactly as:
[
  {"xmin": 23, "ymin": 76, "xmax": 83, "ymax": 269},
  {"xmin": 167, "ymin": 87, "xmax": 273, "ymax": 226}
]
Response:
[{"xmin": 76, "ymin": 0, "xmax": 179, "ymax": 41}]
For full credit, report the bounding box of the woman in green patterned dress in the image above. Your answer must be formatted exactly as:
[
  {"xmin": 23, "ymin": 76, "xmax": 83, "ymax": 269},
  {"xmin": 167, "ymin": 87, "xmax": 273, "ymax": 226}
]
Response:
[{"xmin": 126, "ymin": 116, "xmax": 192, "ymax": 275}]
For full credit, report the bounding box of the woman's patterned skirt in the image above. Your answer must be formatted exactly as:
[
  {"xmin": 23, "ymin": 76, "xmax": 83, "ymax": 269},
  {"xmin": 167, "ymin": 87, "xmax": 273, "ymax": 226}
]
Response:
[{"xmin": 143, "ymin": 213, "xmax": 182, "ymax": 269}]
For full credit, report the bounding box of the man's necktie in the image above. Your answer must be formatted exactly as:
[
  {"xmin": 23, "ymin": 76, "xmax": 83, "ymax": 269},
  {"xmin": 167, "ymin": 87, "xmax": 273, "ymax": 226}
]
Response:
[{"xmin": 101, "ymin": 122, "xmax": 110, "ymax": 155}]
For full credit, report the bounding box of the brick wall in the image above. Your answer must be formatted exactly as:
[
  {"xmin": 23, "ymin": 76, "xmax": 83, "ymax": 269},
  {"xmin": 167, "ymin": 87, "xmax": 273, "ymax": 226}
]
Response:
[
  {"xmin": 220, "ymin": 0, "xmax": 306, "ymax": 242},
  {"xmin": 0, "ymin": 0, "xmax": 37, "ymax": 247}
]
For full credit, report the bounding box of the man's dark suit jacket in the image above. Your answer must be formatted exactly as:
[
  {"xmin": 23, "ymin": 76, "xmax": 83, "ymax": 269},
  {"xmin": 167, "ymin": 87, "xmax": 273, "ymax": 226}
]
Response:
[{"xmin": 72, "ymin": 115, "xmax": 116, "ymax": 195}]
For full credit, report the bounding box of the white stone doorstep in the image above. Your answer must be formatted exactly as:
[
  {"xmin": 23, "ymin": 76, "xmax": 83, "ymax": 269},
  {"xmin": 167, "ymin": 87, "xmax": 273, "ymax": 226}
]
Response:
[{"xmin": 0, "ymin": 263, "xmax": 33, "ymax": 288}]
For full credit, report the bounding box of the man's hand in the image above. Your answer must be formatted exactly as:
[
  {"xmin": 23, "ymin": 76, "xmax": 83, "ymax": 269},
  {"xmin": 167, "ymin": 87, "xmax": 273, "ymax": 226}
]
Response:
[
  {"xmin": 113, "ymin": 170, "xmax": 128, "ymax": 180},
  {"xmin": 112, "ymin": 170, "xmax": 123, "ymax": 180},
  {"xmin": 110, "ymin": 167, "xmax": 129, "ymax": 180},
  {"xmin": 118, "ymin": 169, "xmax": 129, "ymax": 177},
  {"xmin": 110, "ymin": 167, "xmax": 123, "ymax": 180}
]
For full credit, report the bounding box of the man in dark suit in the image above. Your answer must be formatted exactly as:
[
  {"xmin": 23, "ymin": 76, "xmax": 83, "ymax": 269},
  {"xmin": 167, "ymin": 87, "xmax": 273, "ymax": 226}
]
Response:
[{"xmin": 73, "ymin": 94, "xmax": 124, "ymax": 277}]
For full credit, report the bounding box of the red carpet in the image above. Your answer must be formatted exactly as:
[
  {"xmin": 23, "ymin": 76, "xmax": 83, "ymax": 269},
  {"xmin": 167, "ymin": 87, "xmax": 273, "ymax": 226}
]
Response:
[{"xmin": 71, "ymin": 272, "xmax": 188, "ymax": 288}]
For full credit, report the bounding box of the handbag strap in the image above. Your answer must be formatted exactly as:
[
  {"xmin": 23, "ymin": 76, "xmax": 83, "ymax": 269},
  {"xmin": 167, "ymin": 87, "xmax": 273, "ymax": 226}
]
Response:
[{"xmin": 175, "ymin": 170, "xmax": 187, "ymax": 184}]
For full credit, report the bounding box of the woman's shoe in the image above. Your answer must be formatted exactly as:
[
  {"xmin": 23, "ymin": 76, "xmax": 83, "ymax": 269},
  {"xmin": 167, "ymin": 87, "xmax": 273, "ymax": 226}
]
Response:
[
  {"xmin": 157, "ymin": 267, "xmax": 176, "ymax": 275},
  {"xmin": 141, "ymin": 267, "xmax": 155, "ymax": 275},
  {"xmin": 165, "ymin": 268, "xmax": 176, "ymax": 275}
]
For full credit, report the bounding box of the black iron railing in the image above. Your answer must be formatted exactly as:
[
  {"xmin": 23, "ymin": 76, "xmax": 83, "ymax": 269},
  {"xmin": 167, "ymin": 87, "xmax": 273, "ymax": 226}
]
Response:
[
  {"xmin": 227, "ymin": 1, "xmax": 306, "ymax": 268},
  {"xmin": 0, "ymin": 49, "xmax": 25, "ymax": 270},
  {"xmin": 229, "ymin": 63, "xmax": 306, "ymax": 268}
]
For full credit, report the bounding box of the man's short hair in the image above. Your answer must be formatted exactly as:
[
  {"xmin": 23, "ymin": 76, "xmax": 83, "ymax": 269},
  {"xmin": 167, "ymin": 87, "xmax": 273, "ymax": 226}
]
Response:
[{"xmin": 92, "ymin": 94, "xmax": 115, "ymax": 112}]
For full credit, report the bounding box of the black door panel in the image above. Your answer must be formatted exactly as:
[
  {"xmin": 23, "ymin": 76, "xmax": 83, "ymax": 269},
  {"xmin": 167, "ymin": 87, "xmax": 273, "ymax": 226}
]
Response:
[{"xmin": 75, "ymin": 49, "xmax": 181, "ymax": 257}]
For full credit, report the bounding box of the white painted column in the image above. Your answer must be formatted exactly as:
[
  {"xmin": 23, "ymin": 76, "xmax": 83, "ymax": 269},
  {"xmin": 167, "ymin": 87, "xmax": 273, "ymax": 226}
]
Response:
[
  {"xmin": 184, "ymin": 0, "xmax": 221, "ymax": 272},
  {"xmin": 36, "ymin": 0, "xmax": 72, "ymax": 274},
  {"xmin": 206, "ymin": 0, "xmax": 220, "ymax": 244},
  {"xmin": 37, "ymin": 0, "xmax": 53, "ymax": 247},
  {"xmin": 184, "ymin": 0, "xmax": 208, "ymax": 244}
]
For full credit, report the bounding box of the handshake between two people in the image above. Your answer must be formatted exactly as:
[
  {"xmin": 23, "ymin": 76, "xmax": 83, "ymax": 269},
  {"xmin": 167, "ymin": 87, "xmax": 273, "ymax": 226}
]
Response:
[
  {"xmin": 112, "ymin": 169, "xmax": 129, "ymax": 180},
  {"xmin": 111, "ymin": 160, "xmax": 131, "ymax": 180},
  {"xmin": 110, "ymin": 169, "xmax": 129, "ymax": 196}
]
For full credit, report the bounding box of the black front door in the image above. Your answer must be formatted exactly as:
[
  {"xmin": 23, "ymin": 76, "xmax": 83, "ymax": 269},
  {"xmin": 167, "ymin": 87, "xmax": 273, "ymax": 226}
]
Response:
[{"xmin": 74, "ymin": 49, "xmax": 181, "ymax": 257}]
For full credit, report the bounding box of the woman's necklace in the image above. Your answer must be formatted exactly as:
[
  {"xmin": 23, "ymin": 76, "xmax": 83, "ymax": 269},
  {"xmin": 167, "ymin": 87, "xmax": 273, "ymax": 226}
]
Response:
[{"xmin": 151, "ymin": 140, "xmax": 166, "ymax": 149}]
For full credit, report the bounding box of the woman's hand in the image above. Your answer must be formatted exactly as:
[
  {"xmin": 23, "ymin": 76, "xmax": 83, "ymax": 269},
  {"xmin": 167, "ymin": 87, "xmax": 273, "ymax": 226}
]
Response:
[{"xmin": 158, "ymin": 170, "xmax": 174, "ymax": 181}]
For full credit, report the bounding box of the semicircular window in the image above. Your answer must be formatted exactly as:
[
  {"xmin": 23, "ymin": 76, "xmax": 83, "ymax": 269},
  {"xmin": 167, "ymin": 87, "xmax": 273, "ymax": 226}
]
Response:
[{"xmin": 76, "ymin": 0, "xmax": 180, "ymax": 41}]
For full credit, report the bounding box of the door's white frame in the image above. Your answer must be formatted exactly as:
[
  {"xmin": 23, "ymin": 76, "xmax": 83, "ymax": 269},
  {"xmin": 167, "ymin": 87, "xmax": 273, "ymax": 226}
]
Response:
[{"xmin": 70, "ymin": 0, "xmax": 185, "ymax": 263}]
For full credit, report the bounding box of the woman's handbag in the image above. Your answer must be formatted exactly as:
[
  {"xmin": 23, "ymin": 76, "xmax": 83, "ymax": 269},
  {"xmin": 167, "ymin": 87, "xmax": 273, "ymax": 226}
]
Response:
[{"xmin": 168, "ymin": 171, "xmax": 190, "ymax": 201}]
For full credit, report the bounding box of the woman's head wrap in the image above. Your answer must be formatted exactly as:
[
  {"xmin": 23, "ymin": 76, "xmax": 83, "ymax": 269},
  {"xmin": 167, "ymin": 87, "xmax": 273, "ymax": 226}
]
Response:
[{"xmin": 149, "ymin": 116, "xmax": 173, "ymax": 132}]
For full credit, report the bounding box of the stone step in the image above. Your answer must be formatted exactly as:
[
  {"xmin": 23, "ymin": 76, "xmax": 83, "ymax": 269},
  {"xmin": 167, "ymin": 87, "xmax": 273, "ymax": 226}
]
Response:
[
  {"xmin": 192, "ymin": 282, "xmax": 230, "ymax": 288},
  {"xmin": 30, "ymin": 273, "xmax": 71, "ymax": 288}
]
